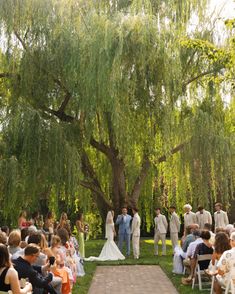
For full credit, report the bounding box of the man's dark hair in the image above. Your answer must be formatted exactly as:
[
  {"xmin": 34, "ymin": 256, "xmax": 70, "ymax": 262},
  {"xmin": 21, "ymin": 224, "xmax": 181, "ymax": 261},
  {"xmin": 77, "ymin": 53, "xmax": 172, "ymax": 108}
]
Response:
[
  {"xmin": 197, "ymin": 206, "xmax": 204, "ymax": 211},
  {"xmin": 155, "ymin": 208, "xmax": 161, "ymax": 211},
  {"xmin": 132, "ymin": 207, "xmax": 138, "ymax": 212},
  {"xmin": 1, "ymin": 226, "xmax": 9, "ymax": 234},
  {"xmin": 27, "ymin": 232, "xmax": 41, "ymax": 245},
  {"xmin": 24, "ymin": 243, "xmax": 40, "ymax": 256},
  {"xmin": 169, "ymin": 206, "xmax": 176, "ymax": 210},
  {"xmin": 204, "ymin": 223, "xmax": 212, "ymax": 231},
  {"xmin": 200, "ymin": 230, "xmax": 211, "ymax": 240},
  {"xmin": 122, "ymin": 206, "xmax": 127, "ymax": 210}
]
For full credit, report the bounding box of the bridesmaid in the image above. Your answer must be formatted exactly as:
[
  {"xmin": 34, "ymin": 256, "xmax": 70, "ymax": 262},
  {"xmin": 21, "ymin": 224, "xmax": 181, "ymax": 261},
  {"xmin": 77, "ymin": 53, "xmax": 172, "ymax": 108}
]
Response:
[
  {"xmin": 18, "ymin": 211, "xmax": 29, "ymax": 229},
  {"xmin": 76, "ymin": 213, "xmax": 85, "ymax": 258}
]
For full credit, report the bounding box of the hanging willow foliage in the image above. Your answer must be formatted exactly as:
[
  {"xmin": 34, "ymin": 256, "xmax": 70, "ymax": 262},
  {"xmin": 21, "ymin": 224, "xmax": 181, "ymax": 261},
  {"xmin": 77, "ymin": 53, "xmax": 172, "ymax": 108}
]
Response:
[{"xmin": 0, "ymin": 0, "xmax": 234, "ymax": 226}]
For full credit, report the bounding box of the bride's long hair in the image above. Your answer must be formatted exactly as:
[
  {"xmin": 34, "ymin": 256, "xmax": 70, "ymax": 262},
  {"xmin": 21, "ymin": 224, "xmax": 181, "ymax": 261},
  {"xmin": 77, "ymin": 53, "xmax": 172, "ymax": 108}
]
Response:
[
  {"xmin": 105, "ymin": 210, "xmax": 114, "ymax": 239},
  {"xmin": 106, "ymin": 210, "xmax": 114, "ymax": 224}
]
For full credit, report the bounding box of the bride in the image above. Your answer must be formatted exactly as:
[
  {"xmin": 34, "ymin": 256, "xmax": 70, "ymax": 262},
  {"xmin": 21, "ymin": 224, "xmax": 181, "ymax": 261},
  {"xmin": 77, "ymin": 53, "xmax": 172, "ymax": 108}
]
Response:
[{"xmin": 85, "ymin": 210, "xmax": 125, "ymax": 261}]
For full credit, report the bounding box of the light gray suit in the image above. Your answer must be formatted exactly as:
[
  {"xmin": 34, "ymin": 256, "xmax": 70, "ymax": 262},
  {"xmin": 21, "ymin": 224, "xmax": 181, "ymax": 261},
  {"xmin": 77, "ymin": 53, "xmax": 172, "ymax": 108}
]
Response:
[
  {"xmin": 131, "ymin": 213, "xmax": 141, "ymax": 259},
  {"xmin": 154, "ymin": 214, "xmax": 168, "ymax": 255},
  {"xmin": 196, "ymin": 210, "xmax": 212, "ymax": 229},
  {"xmin": 184, "ymin": 211, "xmax": 196, "ymax": 229},
  {"xmin": 169, "ymin": 212, "xmax": 180, "ymax": 249},
  {"xmin": 214, "ymin": 210, "xmax": 229, "ymax": 229}
]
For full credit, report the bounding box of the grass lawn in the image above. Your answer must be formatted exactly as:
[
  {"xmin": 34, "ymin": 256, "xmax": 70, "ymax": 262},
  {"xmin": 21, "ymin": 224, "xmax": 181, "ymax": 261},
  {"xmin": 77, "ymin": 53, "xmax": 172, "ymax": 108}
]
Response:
[{"xmin": 73, "ymin": 239, "xmax": 202, "ymax": 294}]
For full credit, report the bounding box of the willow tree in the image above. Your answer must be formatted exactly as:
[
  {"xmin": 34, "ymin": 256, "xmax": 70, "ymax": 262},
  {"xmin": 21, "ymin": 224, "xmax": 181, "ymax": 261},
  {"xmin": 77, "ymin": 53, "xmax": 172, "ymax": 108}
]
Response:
[{"xmin": 0, "ymin": 0, "xmax": 233, "ymax": 223}]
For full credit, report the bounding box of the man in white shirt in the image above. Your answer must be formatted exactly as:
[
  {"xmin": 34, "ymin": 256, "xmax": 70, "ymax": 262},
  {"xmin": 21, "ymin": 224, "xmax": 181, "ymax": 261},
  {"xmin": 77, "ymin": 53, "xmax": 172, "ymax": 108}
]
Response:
[
  {"xmin": 214, "ymin": 203, "xmax": 229, "ymax": 229},
  {"xmin": 183, "ymin": 204, "xmax": 196, "ymax": 229},
  {"xmin": 154, "ymin": 208, "xmax": 168, "ymax": 256},
  {"xmin": 169, "ymin": 206, "xmax": 181, "ymax": 250},
  {"xmin": 131, "ymin": 207, "xmax": 141, "ymax": 259},
  {"xmin": 196, "ymin": 206, "xmax": 212, "ymax": 229}
]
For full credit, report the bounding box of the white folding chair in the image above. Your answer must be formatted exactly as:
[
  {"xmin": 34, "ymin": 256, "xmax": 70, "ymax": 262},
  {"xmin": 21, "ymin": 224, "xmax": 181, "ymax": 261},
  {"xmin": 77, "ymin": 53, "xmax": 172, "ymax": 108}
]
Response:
[
  {"xmin": 210, "ymin": 262, "xmax": 217, "ymax": 294},
  {"xmin": 192, "ymin": 254, "xmax": 212, "ymax": 291},
  {"xmin": 225, "ymin": 267, "xmax": 235, "ymax": 294}
]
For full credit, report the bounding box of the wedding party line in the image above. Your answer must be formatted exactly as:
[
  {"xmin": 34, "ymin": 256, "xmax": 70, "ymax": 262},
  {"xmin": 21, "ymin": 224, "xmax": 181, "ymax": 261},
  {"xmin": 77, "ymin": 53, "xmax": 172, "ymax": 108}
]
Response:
[{"xmin": 0, "ymin": 201, "xmax": 234, "ymax": 294}]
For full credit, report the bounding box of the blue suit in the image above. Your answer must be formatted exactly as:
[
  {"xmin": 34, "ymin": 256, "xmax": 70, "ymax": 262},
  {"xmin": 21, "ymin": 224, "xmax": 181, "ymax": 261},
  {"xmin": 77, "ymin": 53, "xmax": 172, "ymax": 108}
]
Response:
[{"xmin": 116, "ymin": 214, "xmax": 132, "ymax": 256}]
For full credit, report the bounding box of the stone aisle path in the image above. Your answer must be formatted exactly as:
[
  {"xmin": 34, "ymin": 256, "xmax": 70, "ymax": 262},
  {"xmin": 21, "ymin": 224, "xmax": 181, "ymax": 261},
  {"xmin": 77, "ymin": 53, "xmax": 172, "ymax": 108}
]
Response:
[{"xmin": 88, "ymin": 265, "xmax": 178, "ymax": 294}]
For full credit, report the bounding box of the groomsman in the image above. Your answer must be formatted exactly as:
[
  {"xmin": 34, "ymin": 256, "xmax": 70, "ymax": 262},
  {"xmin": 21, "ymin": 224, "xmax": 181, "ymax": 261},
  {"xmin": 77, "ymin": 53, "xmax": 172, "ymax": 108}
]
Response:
[
  {"xmin": 214, "ymin": 203, "xmax": 229, "ymax": 229},
  {"xmin": 183, "ymin": 204, "xmax": 196, "ymax": 229},
  {"xmin": 131, "ymin": 207, "xmax": 141, "ymax": 259},
  {"xmin": 169, "ymin": 206, "xmax": 181, "ymax": 249},
  {"xmin": 195, "ymin": 206, "xmax": 212, "ymax": 229},
  {"xmin": 154, "ymin": 208, "xmax": 168, "ymax": 256}
]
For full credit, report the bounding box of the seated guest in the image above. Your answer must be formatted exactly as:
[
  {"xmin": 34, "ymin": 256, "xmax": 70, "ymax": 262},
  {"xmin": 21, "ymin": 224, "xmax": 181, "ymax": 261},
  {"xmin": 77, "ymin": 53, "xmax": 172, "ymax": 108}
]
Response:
[
  {"xmin": 27, "ymin": 233, "xmax": 62, "ymax": 293},
  {"xmin": 182, "ymin": 224, "xmax": 199, "ymax": 256},
  {"xmin": 182, "ymin": 231, "xmax": 213, "ymax": 285},
  {"xmin": 13, "ymin": 243, "xmax": 57, "ymax": 294},
  {"xmin": 1, "ymin": 226, "xmax": 10, "ymax": 237},
  {"xmin": 214, "ymin": 232, "xmax": 235, "ymax": 294},
  {"xmin": 8, "ymin": 230, "xmax": 22, "ymax": 256},
  {"xmin": 191, "ymin": 230, "xmax": 213, "ymax": 274},
  {"xmin": 172, "ymin": 225, "xmax": 199, "ymax": 274},
  {"xmin": 27, "ymin": 232, "xmax": 47, "ymax": 266},
  {"xmin": 0, "ymin": 231, "xmax": 7, "ymax": 245},
  {"xmin": 57, "ymin": 228, "xmax": 77, "ymax": 286},
  {"xmin": 225, "ymin": 224, "xmax": 234, "ymax": 236},
  {"xmin": 0, "ymin": 244, "xmax": 32, "ymax": 294},
  {"xmin": 20, "ymin": 228, "xmax": 29, "ymax": 249},
  {"xmin": 51, "ymin": 236, "xmax": 72, "ymax": 294},
  {"xmin": 181, "ymin": 230, "xmax": 203, "ymax": 284},
  {"xmin": 181, "ymin": 226, "xmax": 191, "ymax": 248},
  {"xmin": 211, "ymin": 232, "xmax": 231, "ymax": 267},
  {"xmin": 203, "ymin": 223, "xmax": 215, "ymax": 245}
]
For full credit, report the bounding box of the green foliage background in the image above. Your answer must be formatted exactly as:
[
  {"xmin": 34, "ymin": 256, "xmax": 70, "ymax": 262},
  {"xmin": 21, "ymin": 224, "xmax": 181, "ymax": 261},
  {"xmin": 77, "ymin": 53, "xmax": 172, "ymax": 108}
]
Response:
[{"xmin": 0, "ymin": 0, "xmax": 234, "ymax": 229}]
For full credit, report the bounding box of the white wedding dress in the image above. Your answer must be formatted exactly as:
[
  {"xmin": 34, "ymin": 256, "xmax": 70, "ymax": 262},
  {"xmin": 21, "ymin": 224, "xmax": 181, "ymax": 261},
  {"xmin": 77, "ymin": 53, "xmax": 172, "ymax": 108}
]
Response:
[{"xmin": 85, "ymin": 214, "xmax": 125, "ymax": 261}]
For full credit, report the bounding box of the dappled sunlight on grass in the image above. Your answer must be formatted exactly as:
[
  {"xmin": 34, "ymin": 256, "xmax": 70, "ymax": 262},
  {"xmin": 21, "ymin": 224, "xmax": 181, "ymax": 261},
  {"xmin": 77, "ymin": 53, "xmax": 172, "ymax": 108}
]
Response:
[
  {"xmin": 73, "ymin": 239, "xmax": 201, "ymax": 294},
  {"xmin": 144, "ymin": 239, "xmax": 172, "ymax": 245}
]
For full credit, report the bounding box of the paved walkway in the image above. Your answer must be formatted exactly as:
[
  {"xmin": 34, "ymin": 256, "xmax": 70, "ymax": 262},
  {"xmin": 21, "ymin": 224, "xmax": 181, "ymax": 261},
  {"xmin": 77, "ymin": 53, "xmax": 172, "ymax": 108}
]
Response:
[{"xmin": 88, "ymin": 265, "xmax": 178, "ymax": 294}]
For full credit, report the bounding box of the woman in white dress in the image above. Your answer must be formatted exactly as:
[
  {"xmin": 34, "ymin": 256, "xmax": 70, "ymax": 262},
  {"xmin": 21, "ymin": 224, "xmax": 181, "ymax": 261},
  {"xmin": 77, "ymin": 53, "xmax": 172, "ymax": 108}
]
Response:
[{"xmin": 85, "ymin": 211, "xmax": 125, "ymax": 261}]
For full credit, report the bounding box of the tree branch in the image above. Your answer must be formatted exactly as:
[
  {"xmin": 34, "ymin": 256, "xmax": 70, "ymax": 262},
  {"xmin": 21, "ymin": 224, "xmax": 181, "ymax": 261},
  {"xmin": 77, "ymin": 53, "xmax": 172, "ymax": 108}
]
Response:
[
  {"xmin": 14, "ymin": 30, "xmax": 27, "ymax": 50},
  {"xmin": 105, "ymin": 112, "xmax": 117, "ymax": 152},
  {"xmin": 90, "ymin": 137, "xmax": 113, "ymax": 159},
  {"xmin": 183, "ymin": 68, "xmax": 220, "ymax": 87},
  {"xmin": 130, "ymin": 155, "xmax": 151, "ymax": 204},
  {"xmin": 44, "ymin": 107, "xmax": 75, "ymax": 123},
  {"xmin": 130, "ymin": 143, "xmax": 185, "ymax": 205},
  {"xmin": 157, "ymin": 143, "xmax": 185, "ymax": 163},
  {"xmin": 14, "ymin": 30, "xmax": 73, "ymax": 112},
  {"xmin": 80, "ymin": 151, "xmax": 112, "ymax": 208}
]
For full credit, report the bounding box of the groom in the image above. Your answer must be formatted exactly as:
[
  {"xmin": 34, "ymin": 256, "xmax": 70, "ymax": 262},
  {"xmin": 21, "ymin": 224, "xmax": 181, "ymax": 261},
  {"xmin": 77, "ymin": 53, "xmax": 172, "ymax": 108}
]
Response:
[{"xmin": 116, "ymin": 207, "xmax": 132, "ymax": 256}]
